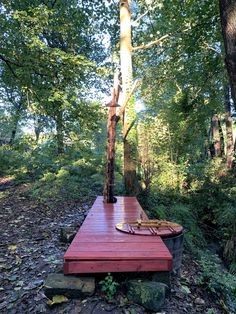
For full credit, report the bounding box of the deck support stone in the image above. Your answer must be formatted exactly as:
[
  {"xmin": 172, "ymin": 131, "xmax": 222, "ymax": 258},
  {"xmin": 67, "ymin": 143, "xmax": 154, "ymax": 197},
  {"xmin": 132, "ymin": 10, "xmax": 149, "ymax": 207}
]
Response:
[
  {"xmin": 126, "ymin": 280, "xmax": 167, "ymax": 312},
  {"xmin": 44, "ymin": 273, "xmax": 95, "ymax": 298}
]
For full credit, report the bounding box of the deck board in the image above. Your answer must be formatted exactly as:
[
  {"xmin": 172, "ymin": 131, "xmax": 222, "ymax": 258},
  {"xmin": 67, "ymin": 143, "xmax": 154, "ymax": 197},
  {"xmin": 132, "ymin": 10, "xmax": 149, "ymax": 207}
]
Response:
[{"xmin": 63, "ymin": 196, "xmax": 172, "ymax": 274}]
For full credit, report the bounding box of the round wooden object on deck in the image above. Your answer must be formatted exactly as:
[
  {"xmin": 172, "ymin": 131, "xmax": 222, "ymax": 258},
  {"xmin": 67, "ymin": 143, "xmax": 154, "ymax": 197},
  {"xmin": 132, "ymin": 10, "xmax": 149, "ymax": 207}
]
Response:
[{"xmin": 116, "ymin": 220, "xmax": 183, "ymax": 238}]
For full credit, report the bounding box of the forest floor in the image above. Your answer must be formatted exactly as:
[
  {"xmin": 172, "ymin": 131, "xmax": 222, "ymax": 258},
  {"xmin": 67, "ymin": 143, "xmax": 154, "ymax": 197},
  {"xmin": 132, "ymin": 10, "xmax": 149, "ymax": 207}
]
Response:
[{"xmin": 0, "ymin": 177, "xmax": 223, "ymax": 314}]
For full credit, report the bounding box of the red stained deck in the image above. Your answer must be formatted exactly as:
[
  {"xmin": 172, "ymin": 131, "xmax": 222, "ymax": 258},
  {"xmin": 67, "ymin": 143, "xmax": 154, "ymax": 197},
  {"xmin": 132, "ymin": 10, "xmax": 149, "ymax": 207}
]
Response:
[{"xmin": 64, "ymin": 196, "xmax": 172, "ymax": 274}]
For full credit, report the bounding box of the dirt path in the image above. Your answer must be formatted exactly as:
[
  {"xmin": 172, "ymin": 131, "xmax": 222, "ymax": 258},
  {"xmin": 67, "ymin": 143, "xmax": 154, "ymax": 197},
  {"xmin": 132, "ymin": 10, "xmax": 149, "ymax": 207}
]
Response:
[
  {"xmin": 0, "ymin": 179, "xmax": 222, "ymax": 314},
  {"xmin": 0, "ymin": 181, "xmax": 90, "ymax": 313}
]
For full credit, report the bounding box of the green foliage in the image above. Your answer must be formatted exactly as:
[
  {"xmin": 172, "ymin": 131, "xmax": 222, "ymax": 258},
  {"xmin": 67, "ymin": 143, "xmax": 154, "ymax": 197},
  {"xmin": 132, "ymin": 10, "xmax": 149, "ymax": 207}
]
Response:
[
  {"xmin": 30, "ymin": 159, "xmax": 104, "ymax": 205},
  {"xmin": 0, "ymin": 133, "xmax": 109, "ymax": 205},
  {"xmin": 142, "ymin": 189, "xmax": 206, "ymax": 252},
  {"xmin": 0, "ymin": 0, "xmax": 113, "ymax": 153},
  {"xmin": 186, "ymin": 160, "xmax": 236, "ymax": 269},
  {"xmin": 197, "ymin": 250, "xmax": 236, "ymax": 313},
  {"xmin": 0, "ymin": 146, "xmax": 23, "ymax": 176},
  {"xmin": 138, "ymin": 121, "xmax": 236, "ymax": 269},
  {"xmin": 99, "ymin": 273, "xmax": 119, "ymax": 301}
]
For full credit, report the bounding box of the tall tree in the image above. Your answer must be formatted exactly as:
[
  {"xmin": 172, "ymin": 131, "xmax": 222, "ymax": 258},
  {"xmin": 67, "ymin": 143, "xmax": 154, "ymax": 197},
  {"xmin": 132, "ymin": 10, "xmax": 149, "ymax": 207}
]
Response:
[
  {"xmin": 212, "ymin": 113, "xmax": 223, "ymax": 157},
  {"xmin": 219, "ymin": 0, "xmax": 236, "ymax": 107},
  {"xmin": 132, "ymin": 0, "xmax": 225, "ymax": 165},
  {"xmin": 0, "ymin": 0, "xmax": 112, "ymax": 153},
  {"xmin": 224, "ymin": 85, "xmax": 234, "ymax": 168},
  {"xmin": 0, "ymin": 75, "xmax": 26, "ymax": 145},
  {"xmin": 120, "ymin": 0, "xmax": 139, "ymax": 195}
]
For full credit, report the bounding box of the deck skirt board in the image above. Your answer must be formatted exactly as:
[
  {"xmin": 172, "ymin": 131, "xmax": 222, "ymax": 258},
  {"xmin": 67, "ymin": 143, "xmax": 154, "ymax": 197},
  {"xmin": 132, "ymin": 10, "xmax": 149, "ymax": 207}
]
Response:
[
  {"xmin": 64, "ymin": 260, "xmax": 172, "ymax": 274},
  {"xmin": 63, "ymin": 196, "xmax": 172, "ymax": 274},
  {"xmin": 64, "ymin": 253, "xmax": 172, "ymax": 260}
]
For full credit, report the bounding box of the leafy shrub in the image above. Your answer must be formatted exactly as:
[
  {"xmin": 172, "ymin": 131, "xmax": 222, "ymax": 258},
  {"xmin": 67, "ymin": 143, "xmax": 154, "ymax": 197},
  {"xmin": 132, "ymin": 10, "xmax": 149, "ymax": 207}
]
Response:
[
  {"xmin": 153, "ymin": 202, "xmax": 205, "ymax": 251},
  {"xmin": 0, "ymin": 146, "xmax": 26, "ymax": 176},
  {"xmin": 214, "ymin": 203, "xmax": 236, "ymax": 271},
  {"xmin": 30, "ymin": 165, "xmax": 104, "ymax": 206},
  {"xmin": 140, "ymin": 185, "xmax": 205, "ymax": 252},
  {"xmin": 0, "ymin": 136, "xmax": 108, "ymax": 205},
  {"xmin": 197, "ymin": 250, "xmax": 236, "ymax": 313},
  {"xmin": 188, "ymin": 164, "xmax": 236, "ymax": 270}
]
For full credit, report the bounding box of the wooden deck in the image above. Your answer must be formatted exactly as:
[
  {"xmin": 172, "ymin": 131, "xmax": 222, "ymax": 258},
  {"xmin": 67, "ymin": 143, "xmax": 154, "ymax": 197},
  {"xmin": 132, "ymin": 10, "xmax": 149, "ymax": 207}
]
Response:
[{"xmin": 64, "ymin": 196, "xmax": 172, "ymax": 274}]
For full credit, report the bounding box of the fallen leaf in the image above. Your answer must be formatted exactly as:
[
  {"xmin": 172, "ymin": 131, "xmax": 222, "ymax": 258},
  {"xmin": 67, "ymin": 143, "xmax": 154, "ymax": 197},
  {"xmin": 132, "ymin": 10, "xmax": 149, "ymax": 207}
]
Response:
[
  {"xmin": 10, "ymin": 291, "xmax": 19, "ymax": 302},
  {"xmin": 31, "ymin": 279, "xmax": 44, "ymax": 288},
  {"xmin": 8, "ymin": 245, "xmax": 17, "ymax": 251},
  {"xmin": 15, "ymin": 256, "xmax": 22, "ymax": 265},
  {"xmin": 47, "ymin": 295, "xmax": 68, "ymax": 306},
  {"xmin": 181, "ymin": 285, "xmax": 191, "ymax": 294},
  {"xmin": 16, "ymin": 280, "xmax": 24, "ymax": 286},
  {"xmin": 8, "ymin": 275, "xmax": 18, "ymax": 281}
]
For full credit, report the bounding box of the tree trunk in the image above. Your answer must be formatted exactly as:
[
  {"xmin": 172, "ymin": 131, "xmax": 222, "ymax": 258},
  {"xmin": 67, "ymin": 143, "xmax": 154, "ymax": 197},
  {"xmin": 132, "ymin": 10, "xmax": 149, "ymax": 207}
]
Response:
[
  {"xmin": 138, "ymin": 124, "xmax": 153, "ymax": 192},
  {"xmin": 55, "ymin": 110, "xmax": 64, "ymax": 154},
  {"xmin": 212, "ymin": 113, "xmax": 223, "ymax": 157},
  {"xmin": 219, "ymin": 119, "xmax": 225, "ymax": 155},
  {"xmin": 225, "ymin": 86, "xmax": 234, "ymax": 168},
  {"xmin": 35, "ymin": 128, "xmax": 40, "ymax": 143},
  {"xmin": 120, "ymin": 0, "xmax": 139, "ymax": 195},
  {"xmin": 9, "ymin": 129, "xmax": 17, "ymax": 145},
  {"xmin": 219, "ymin": 0, "xmax": 236, "ymax": 108},
  {"xmin": 103, "ymin": 71, "xmax": 120, "ymax": 203},
  {"xmin": 9, "ymin": 113, "xmax": 20, "ymax": 145},
  {"xmin": 34, "ymin": 115, "xmax": 41, "ymax": 143}
]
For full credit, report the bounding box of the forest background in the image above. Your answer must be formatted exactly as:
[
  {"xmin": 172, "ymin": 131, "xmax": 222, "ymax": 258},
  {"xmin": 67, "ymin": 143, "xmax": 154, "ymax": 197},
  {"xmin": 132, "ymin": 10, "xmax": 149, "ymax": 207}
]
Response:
[{"xmin": 0, "ymin": 0, "xmax": 236, "ymax": 312}]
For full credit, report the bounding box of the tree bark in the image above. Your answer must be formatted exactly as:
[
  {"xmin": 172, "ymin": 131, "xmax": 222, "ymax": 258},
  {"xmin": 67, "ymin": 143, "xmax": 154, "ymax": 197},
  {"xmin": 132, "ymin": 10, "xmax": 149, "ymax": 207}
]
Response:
[
  {"xmin": 219, "ymin": 0, "xmax": 236, "ymax": 108},
  {"xmin": 103, "ymin": 71, "xmax": 120, "ymax": 203},
  {"xmin": 219, "ymin": 118, "xmax": 225, "ymax": 155},
  {"xmin": 225, "ymin": 86, "xmax": 234, "ymax": 168},
  {"xmin": 212, "ymin": 113, "xmax": 223, "ymax": 157},
  {"xmin": 9, "ymin": 129, "xmax": 17, "ymax": 145},
  {"xmin": 35, "ymin": 127, "xmax": 40, "ymax": 143},
  {"xmin": 120, "ymin": 0, "xmax": 139, "ymax": 195},
  {"xmin": 138, "ymin": 123, "xmax": 153, "ymax": 192},
  {"xmin": 9, "ymin": 112, "xmax": 20, "ymax": 145},
  {"xmin": 55, "ymin": 110, "xmax": 64, "ymax": 154},
  {"xmin": 34, "ymin": 115, "xmax": 41, "ymax": 143}
]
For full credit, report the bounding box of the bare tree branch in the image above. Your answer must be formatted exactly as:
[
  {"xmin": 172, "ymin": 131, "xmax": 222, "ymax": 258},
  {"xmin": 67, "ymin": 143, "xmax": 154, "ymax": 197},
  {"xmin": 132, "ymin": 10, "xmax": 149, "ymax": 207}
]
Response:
[
  {"xmin": 132, "ymin": 17, "xmax": 220, "ymax": 53},
  {"xmin": 132, "ymin": 34, "xmax": 169, "ymax": 51},
  {"xmin": 123, "ymin": 118, "xmax": 136, "ymax": 141},
  {"xmin": 0, "ymin": 54, "xmax": 18, "ymax": 78},
  {"xmin": 132, "ymin": 10, "xmax": 149, "ymax": 25}
]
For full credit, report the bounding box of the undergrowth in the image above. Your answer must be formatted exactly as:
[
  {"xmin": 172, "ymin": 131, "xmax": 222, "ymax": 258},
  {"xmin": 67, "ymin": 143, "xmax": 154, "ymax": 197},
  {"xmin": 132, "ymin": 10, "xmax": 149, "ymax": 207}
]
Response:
[
  {"xmin": 140, "ymin": 159, "xmax": 236, "ymax": 311},
  {"xmin": 197, "ymin": 250, "xmax": 236, "ymax": 313},
  {"xmin": 0, "ymin": 141, "xmax": 125, "ymax": 207}
]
